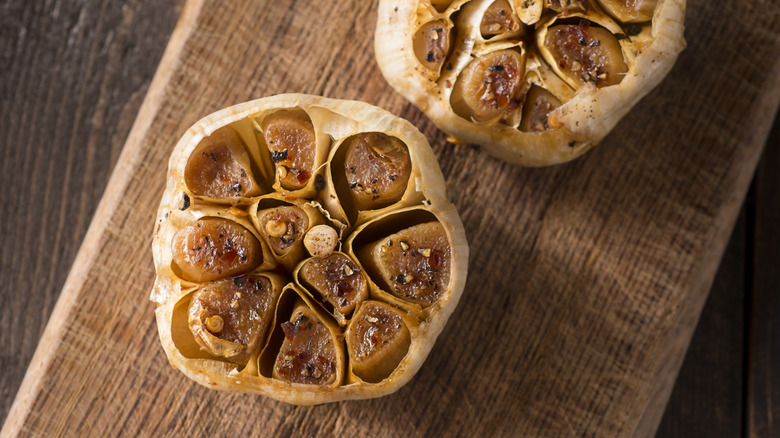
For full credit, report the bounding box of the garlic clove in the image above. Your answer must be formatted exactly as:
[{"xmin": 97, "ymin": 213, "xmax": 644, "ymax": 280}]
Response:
[
  {"xmin": 187, "ymin": 273, "xmax": 280, "ymax": 364},
  {"xmin": 184, "ymin": 126, "xmax": 261, "ymax": 201},
  {"xmin": 297, "ymin": 252, "xmax": 369, "ymax": 321},
  {"xmin": 171, "ymin": 217, "xmax": 262, "ymax": 283},
  {"xmin": 346, "ymin": 301, "xmax": 411, "ymax": 383}
]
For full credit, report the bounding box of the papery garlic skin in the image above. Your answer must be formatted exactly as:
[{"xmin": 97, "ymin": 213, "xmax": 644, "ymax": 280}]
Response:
[{"xmin": 375, "ymin": 0, "xmax": 686, "ymax": 166}]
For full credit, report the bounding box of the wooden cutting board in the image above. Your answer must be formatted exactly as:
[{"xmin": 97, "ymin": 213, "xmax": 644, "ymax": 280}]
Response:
[{"xmin": 4, "ymin": 0, "xmax": 779, "ymax": 436}]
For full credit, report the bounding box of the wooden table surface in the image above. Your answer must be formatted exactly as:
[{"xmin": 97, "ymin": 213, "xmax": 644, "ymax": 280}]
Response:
[{"xmin": 1, "ymin": 0, "xmax": 778, "ymax": 436}]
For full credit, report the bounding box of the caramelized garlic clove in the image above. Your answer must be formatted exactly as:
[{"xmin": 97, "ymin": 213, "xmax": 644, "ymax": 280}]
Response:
[
  {"xmin": 480, "ymin": 0, "xmax": 521, "ymax": 38},
  {"xmin": 541, "ymin": 22, "xmax": 628, "ymax": 88},
  {"xmin": 519, "ymin": 85, "xmax": 563, "ymax": 132},
  {"xmin": 184, "ymin": 126, "xmax": 260, "ymax": 200},
  {"xmin": 298, "ymin": 253, "xmax": 369, "ymax": 319},
  {"xmin": 272, "ymin": 300, "xmax": 339, "ymax": 385},
  {"xmin": 343, "ymin": 133, "xmax": 412, "ymax": 212},
  {"xmin": 597, "ymin": 0, "xmax": 657, "ymax": 23},
  {"xmin": 361, "ymin": 222, "xmax": 451, "ymax": 306},
  {"xmin": 413, "ymin": 19, "xmax": 453, "ymax": 77},
  {"xmin": 261, "ymin": 110, "xmax": 317, "ymax": 191},
  {"xmin": 346, "ymin": 301, "xmax": 411, "ymax": 383},
  {"xmin": 171, "ymin": 217, "xmax": 262, "ymax": 283},
  {"xmin": 252, "ymin": 204, "xmax": 324, "ymax": 271},
  {"xmin": 451, "ymin": 49, "xmax": 526, "ymax": 122},
  {"xmin": 188, "ymin": 274, "xmax": 278, "ymax": 364}
]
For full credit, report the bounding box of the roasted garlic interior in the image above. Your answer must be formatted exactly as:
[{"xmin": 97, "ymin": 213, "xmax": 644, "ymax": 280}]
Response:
[
  {"xmin": 375, "ymin": 0, "xmax": 686, "ymax": 165},
  {"xmin": 151, "ymin": 95, "xmax": 468, "ymax": 405}
]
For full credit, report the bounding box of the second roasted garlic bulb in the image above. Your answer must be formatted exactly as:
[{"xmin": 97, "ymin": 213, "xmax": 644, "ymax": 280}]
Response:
[{"xmin": 375, "ymin": 0, "xmax": 686, "ymax": 166}]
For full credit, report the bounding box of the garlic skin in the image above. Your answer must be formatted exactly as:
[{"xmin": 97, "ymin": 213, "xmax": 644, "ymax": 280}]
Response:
[
  {"xmin": 375, "ymin": 0, "xmax": 686, "ymax": 166},
  {"xmin": 151, "ymin": 95, "xmax": 468, "ymax": 405}
]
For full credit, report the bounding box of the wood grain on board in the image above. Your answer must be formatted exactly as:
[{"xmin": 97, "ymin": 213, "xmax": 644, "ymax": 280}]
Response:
[
  {"xmin": 0, "ymin": 0, "xmax": 184, "ymax": 423},
  {"xmin": 2, "ymin": 0, "xmax": 780, "ymax": 436}
]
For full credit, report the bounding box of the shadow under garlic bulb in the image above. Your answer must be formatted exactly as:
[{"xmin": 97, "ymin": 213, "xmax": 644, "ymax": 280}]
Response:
[
  {"xmin": 375, "ymin": 0, "xmax": 686, "ymax": 166},
  {"xmin": 151, "ymin": 94, "xmax": 468, "ymax": 405}
]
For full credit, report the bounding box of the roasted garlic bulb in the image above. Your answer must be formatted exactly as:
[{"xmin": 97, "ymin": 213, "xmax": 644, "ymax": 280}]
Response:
[
  {"xmin": 151, "ymin": 94, "xmax": 468, "ymax": 404},
  {"xmin": 375, "ymin": 0, "xmax": 686, "ymax": 165}
]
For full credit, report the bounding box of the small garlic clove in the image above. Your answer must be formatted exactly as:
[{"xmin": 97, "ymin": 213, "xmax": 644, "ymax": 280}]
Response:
[
  {"xmin": 542, "ymin": 23, "xmax": 628, "ymax": 88},
  {"xmin": 362, "ymin": 221, "xmax": 451, "ymax": 306},
  {"xmin": 346, "ymin": 301, "xmax": 411, "ymax": 383},
  {"xmin": 299, "ymin": 253, "xmax": 368, "ymax": 316},
  {"xmin": 480, "ymin": 0, "xmax": 520, "ymax": 38},
  {"xmin": 343, "ymin": 133, "xmax": 412, "ymax": 212},
  {"xmin": 187, "ymin": 274, "xmax": 277, "ymax": 364},
  {"xmin": 412, "ymin": 19, "xmax": 453, "ymax": 77},
  {"xmin": 597, "ymin": 0, "xmax": 658, "ymax": 23},
  {"xmin": 272, "ymin": 300, "xmax": 339, "ymax": 385},
  {"xmin": 303, "ymin": 224, "xmax": 338, "ymax": 258},
  {"xmin": 519, "ymin": 85, "xmax": 563, "ymax": 132},
  {"xmin": 262, "ymin": 110, "xmax": 317, "ymax": 190},
  {"xmin": 451, "ymin": 49, "xmax": 526, "ymax": 122},
  {"xmin": 171, "ymin": 217, "xmax": 262, "ymax": 283},
  {"xmin": 256, "ymin": 206, "xmax": 308, "ymax": 255},
  {"xmin": 184, "ymin": 126, "xmax": 260, "ymax": 200}
]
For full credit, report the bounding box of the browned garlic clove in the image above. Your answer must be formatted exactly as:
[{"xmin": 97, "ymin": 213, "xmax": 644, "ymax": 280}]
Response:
[
  {"xmin": 343, "ymin": 133, "xmax": 412, "ymax": 212},
  {"xmin": 188, "ymin": 274, "xmax": 278, "ymax": 364},
  {"xmin": 253, "ymin": 205, "xmax": 314, "ymax": 271},
  {"xmin": 541, "ymin": 22, "xmax": 628, "ymax": 88},
  {"xmin": 361, "ymin": 221, "xmax": 451, "ymax": 306},
  {"xmin": 298, "ymin": 253, "xmax": 369, "ymax": 319},
  {"xmin": 413, "ymin": 19, "xmax": 453, "ymax": 77},
  {"xmin": 346, "ymin": 301, "xmax": 411, "ymax": 383},
  {"xmin": 184, "ymin": 126, "xmax": 260, "ymax": 200},
  {"xmin": 480, "ymin": 0, "xmax": 521, "ymax": 38},
  {"xmin": 597, "ymin": 0, "xmax": 657, "ymax": 23},
  {"xmin": 171, "ymin": 217, "xmax": 262, "ymax": 283},
  {"xmin": 451, "ymin": 49, "xmax": 526, "ymax": 122},
  {"xmin": 519, "ymin": 85, "xmax": 563, "ymax": 132},
  {"xmin": 272, "ymin": 300, "xmax": 339, "ymax": 385},
  {"xmin": 261, "ymin": 110, "xmax": 317, "ymax": 191}
]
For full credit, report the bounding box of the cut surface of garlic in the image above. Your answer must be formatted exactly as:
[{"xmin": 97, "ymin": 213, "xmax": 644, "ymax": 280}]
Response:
[
  {"xmin": 375, "ymin": 0, "xmax": 686, "ymax": 165},
  {"xmin": 151, "ymin": 94, "xmax": 468, "ymax": 405}
]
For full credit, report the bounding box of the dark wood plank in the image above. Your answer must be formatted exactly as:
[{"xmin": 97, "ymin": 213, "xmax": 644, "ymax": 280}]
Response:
[
  {"xmin": 0, "ymin": 0, "xmax": 184, "ymax": 424},
  {"xmin": 747, "ymin": 111, "xmax": 780, "ymax": 438},
  {"xmin": 656, "ymin": 209, "xmax": 746, "ymax": 437},
  {"xmin": 1, "ymin": 0, "xmax": 779, "ymax": 436}
]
